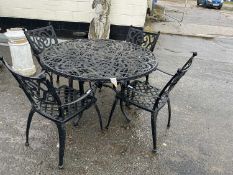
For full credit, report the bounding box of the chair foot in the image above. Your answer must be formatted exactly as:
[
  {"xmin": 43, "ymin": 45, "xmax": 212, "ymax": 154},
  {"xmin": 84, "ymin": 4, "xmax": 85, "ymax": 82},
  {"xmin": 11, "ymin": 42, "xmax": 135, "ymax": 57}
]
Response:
[
  {"xmin": 25, "ymin": 142, "xmax": 29, "ymax": 146},
  {"xmin": 167, "ymin": 124, "xmax": 170, "ymax": 129},
  {"xmin": 73, "ymin": 121, "xmax": 78, "ymax": 127},
  {"xmin": 58, "ymin": 165, "xmax": 64, "ymax": 169},
  {"xmin": 152, "ymin": 149, "xmax": 157, "ymax": 153}
]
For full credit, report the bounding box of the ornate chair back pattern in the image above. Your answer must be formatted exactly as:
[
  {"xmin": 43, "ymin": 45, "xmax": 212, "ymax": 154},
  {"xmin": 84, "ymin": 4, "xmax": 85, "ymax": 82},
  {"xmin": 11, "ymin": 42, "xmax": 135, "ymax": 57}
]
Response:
[
  {"xmin": 126, "ymin": 27, "xmax": 144, "ymax": 46},
  {"xmin": 126, "ymin": 27, "xmax": 160, "ymax": 52},
  {"xmin": 153, "ymin": 53, "xmax": 197, "ymax": 110},
  {"xmin": 0, "ymin": 57, "xmax": 62, "ymax": 116},
  {"xmin": 24, "ymin": 25, "xmax": 61, "ymax": 84},
  {"xmin": 24, "ymin": 25, "xmax": 58, "ymax": 58},
  {"xmin": 142, "ymin": 31, "xmax": 160, "ymax": 52}
]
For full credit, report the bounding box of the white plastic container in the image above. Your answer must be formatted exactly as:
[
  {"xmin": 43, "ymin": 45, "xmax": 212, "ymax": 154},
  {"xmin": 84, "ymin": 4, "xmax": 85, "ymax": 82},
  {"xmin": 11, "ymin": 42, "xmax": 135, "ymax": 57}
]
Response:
[{"xmin": 4, "ymin": 28, "xmax": 36, "ymax": 76}]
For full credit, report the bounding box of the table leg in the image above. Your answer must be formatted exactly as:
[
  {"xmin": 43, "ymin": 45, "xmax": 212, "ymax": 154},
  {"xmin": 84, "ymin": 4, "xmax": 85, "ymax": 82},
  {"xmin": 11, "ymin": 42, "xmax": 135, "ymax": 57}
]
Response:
[
  {"xmin": 69, "ymin": 78, "xmax": 73, "ymax": 88},
  {"xmin": 73, "ymin": 81, "xmax": 85, "ymax": 126},
  {"xmin": 79, "ymin": 81, "xmax": 84, "ymax": 94},
  {"xmin": 125, "ymin": 81, "xmax": 131, "ymax": 108}
]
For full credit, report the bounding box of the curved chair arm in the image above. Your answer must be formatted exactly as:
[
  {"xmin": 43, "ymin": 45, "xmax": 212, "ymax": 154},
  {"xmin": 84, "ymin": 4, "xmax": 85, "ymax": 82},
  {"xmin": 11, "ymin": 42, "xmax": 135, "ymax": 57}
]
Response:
[
  {"xmin": 60, "ymin": 89, "xmax": 93, "ymax": 107},
  {"xmin": 59, "ymin": 84, "xmax": 97, "ymax": 107},
  {"xmin": 32, "ymin": 70, "xmax": 51, "ymax": 80},
  {"xmin": 1, "ymin": 56, "xmax": 47, "ymax": 80},
  {"xmin": 156, "ymin": 68, "xmax": 174, "ymax": 76}
]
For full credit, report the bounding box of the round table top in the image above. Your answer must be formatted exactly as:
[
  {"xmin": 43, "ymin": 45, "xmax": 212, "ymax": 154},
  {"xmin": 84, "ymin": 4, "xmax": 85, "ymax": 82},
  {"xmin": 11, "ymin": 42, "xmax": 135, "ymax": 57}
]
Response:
[{"xmin": 40, "ymin": 39, "xmax": 158, "ymax": 82}]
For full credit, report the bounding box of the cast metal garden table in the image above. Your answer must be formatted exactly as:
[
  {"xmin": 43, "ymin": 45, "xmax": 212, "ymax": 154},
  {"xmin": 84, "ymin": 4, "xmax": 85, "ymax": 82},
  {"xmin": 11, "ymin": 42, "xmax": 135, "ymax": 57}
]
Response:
[
  {"xmin": 39, "ymin": 39, "xmax": 158, "ymax": 88},
  {"xmin": 39, "ymin": 39, "xmax": 158, "ymax": 124}
]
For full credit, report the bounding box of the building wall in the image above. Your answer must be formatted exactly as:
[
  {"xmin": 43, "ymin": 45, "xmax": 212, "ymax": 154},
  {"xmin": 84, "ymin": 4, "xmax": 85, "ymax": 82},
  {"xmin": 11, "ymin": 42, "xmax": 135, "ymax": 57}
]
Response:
[{"xmin": 0, "ymin": 0, "xmax": 147, "ymax": 27}]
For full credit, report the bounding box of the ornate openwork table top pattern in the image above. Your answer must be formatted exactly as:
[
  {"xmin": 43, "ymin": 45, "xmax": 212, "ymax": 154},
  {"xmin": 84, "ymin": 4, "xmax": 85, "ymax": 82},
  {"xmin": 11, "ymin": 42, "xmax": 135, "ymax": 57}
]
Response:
[{"xmin": 40, "ymin": 39, "xmax": 158, "ymax": 82}]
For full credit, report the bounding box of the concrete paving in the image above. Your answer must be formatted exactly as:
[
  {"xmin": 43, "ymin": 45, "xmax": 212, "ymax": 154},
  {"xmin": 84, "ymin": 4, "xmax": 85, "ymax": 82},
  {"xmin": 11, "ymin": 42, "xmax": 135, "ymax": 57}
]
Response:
[
  {"xmin": 149, "ymin": 0, "xmax": 233, "ymax": 38},
  {"xmin": 0, "ymin": 33, "xmax": 233, "ymax": 174}
]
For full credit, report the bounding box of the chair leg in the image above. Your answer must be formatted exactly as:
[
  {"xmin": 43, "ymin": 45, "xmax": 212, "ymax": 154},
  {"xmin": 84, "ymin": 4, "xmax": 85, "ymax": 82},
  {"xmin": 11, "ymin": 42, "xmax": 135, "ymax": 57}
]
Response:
[
  {"xmin": 145, "ymin": 75, "xmax": 149, "ymax": 84},
  {"xmin": 99, "ymin": 86, "xmax": 102, "ymax": 92},
  {"xmin": 49, "ymin": 73, "xmax": 54, "ymax": 85},
  {"xmin": 120, "ymin": 100, "xmax": 131, "ymax": 123},
  {"xmin": 125, "ymin": 81, "xmax": 130, "ymax": 108},
  {"xmin": 151, "ymin": 111, "xmax": 158, "ymax": 152},
  {"xmin": 105, "ymin": 98, "xmax": 119, "ymax": 129},
  {"xmin": 56, "ymin": 75, "xmax": 60, "ymax": 83},
  {"xmin": 56, "ymin": 124, "xmax": 66, "ymax": 169},
  {"xmin": 68, "ymin": 78, "xmax": 73, "ymax": 88},
  {"xmin": 73, "ymin": 112, "xmax": 83, "ymax": 127},
  {"xmin": 94, "ymin": 104, "xmax": 103, "ymax": 130},
  {"xmin": 73, "ymin": 82, "xmax": 85, "ymax": 127},
  {"xmin": 25, "ymin": 108, "xmax": 35, "ymax": 146},
  {"xmin": 167, "ymin": 98, "xmax": 171, "ymax": 128}
]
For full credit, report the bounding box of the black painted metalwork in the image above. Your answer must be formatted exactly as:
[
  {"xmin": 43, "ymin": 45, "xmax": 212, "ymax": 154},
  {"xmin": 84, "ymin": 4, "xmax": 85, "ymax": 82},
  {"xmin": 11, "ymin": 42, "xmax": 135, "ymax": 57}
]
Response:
[
  {"xmin": 23, "ymin": 25, "xmax": 64, "ymax": 84},
  {"xmin": 39, "ymin": 39, "xmax": 158, "ymax": 82},
  {"xmin": 126, "ymin": 26, "xmax": 160, "ymax": 83},
  {"xmin": 106, "ymin": 52, "xmax": 197, "ymax": 152},
  {"xmin": 126, "ymin": 27, "xmax": 160, "ymax": 52},
  {"xmin": 126, "ymin": 27, "xmax": 144, "ymax": 45},
  {"xmin": 142, "ymin": 31, "xmax": 160, "ymax": 52},
  {"xmin": 23, "ymin": 25, "xmax": 58, "ymax": 56},
  {"xmin": 0, "ymin": 57, "xmax": 103, "ymax": 168}
]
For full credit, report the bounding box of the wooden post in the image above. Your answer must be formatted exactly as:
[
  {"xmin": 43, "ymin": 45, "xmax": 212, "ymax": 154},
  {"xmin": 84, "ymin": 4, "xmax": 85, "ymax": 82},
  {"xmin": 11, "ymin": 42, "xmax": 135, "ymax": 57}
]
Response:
[{"xmin": 88, "ymin": 0, "xmax": 111, "ymax": 39}]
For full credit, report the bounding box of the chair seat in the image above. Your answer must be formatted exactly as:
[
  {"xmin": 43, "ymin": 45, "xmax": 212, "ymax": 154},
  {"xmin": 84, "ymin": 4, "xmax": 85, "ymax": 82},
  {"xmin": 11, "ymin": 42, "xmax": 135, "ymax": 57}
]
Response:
[
  {"xmin": 35, "ymin": 85, "xmax": 96, "ymax": 122},
  {"xmin": 118, "ymin": 80, "xmax": 169, "ymax": 112}
]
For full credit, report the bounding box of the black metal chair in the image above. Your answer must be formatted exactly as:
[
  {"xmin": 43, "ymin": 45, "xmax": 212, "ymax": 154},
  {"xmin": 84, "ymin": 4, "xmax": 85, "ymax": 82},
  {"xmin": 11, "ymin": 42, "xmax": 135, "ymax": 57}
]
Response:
[
  {"xmin": 126, "ymin": 26, "xmax": 160, "ymax": 83},
  {"xmin": 0, "ymin": 56, "xmax": 103, "ymax": 168},
  {"xmin": 23, "ymin": 25, "xmax": 73, "ymax": 86},
  {"xmin": 126, "ymin": 27, "xmax": 144, "ymax": 46},
  {"xmin": 106, "ymin": 52, "xmax": 197, "ymax": 152}
]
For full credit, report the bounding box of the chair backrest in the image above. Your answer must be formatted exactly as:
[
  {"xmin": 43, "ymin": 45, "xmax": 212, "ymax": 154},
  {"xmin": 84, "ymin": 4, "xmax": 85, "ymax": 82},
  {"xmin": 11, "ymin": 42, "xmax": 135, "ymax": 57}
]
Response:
[
  {"xmin": 126, "ymin": 26, "xmax": 160, "ymax": 52},
  {"xmin": 142, "ymin": 31, "xmax": 160, "ymax": 52},
  {"xmin": 126, "ymin": 27, "xmax": 144, "ymax": 46},
  {"xmin": 23, "ymin": 25, "xmax": 58, "ymax": 56},
  {"xmin": 0, "ymin": 57, "xmax": 62, "ymax": 111},
  {"xmin": 153, "ymin": 52, "xmax": 197, "ymax": 109}
]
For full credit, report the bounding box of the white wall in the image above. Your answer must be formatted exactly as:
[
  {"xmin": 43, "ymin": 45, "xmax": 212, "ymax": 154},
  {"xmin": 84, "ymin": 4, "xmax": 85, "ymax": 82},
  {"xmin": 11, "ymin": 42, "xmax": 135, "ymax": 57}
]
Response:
[{"xmin": 0, "ymin": 0, "xmax": 147, "ymax": 27}]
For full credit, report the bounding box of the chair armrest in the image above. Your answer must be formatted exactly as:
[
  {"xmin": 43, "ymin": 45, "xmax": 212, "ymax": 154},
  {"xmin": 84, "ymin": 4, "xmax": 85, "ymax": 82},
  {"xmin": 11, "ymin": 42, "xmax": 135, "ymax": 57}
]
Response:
[
  {"xmin": 25, "ymin": 70, "xmax": 47, "ymax": 80},
  {"xmin": 156, "ymin": 68, "xmax": 174, "ymax": 76},
  {"xmin": 60, "ymin": 89, "xmax": 93, "ymax": 107}
]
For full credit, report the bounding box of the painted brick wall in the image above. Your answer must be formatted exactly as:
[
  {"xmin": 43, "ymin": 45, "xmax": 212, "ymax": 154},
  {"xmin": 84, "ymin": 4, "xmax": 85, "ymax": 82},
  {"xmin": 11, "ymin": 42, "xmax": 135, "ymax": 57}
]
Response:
[{"xmin": 0, "ymin": 0, "xmax": 147, "ymax": 27}]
